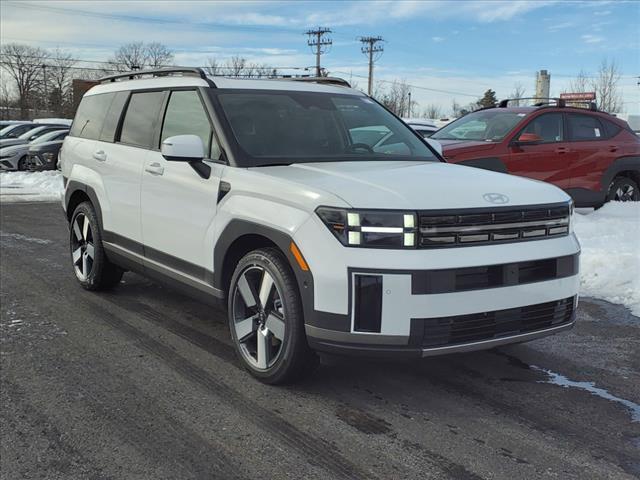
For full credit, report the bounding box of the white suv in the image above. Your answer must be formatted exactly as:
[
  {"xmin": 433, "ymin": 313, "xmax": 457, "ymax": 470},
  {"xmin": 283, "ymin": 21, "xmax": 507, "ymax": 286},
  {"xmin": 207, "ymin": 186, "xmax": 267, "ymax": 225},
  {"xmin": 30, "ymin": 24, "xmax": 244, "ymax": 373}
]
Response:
[{"xmin": 60, "ymin": 68, "xmax": 580, "ymax": 384}]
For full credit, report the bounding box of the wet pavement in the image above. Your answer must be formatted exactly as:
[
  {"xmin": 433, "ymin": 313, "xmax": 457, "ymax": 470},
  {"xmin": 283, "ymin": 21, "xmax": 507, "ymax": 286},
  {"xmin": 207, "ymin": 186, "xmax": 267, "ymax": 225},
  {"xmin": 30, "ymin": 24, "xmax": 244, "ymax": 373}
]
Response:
[{"xmin": 2, "ymin": 202, "xmax": 639, "ymax": 479}]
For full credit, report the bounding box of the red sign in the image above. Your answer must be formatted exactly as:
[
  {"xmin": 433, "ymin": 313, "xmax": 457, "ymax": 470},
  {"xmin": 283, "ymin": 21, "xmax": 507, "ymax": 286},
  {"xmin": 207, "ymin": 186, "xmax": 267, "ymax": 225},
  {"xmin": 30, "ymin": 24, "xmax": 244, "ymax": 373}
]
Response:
[{"xmin": 560, "ymin": 92, "xmax": 596, "ymax": 101}]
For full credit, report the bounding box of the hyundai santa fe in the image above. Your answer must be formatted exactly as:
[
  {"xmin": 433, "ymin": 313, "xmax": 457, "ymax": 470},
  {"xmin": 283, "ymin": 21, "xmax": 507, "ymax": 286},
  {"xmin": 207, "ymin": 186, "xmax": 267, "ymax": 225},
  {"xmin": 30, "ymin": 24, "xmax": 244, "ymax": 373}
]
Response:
[{"xmin": 60, "ymin": 68, "xmax": 580, "ymax": 384}]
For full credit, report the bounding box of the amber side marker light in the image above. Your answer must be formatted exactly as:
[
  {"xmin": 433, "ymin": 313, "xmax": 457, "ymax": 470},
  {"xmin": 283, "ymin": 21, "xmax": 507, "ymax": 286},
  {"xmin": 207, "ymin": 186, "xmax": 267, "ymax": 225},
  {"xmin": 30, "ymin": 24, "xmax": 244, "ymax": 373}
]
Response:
[{"xmin": 290, "ymin": 242, "xmax": 309, "ymax": 271}]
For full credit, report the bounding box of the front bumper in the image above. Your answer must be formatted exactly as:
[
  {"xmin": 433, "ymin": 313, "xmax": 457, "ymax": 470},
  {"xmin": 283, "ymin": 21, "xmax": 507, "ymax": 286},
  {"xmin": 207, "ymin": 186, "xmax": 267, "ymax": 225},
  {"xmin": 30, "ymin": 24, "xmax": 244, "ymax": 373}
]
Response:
[
  {"xmin": 0, "ymin": 153, "xmax": 21, "ymax": 170},
  {"xmin": 295, "ymin": 215, "xmax": 581, "ymax": 358}
]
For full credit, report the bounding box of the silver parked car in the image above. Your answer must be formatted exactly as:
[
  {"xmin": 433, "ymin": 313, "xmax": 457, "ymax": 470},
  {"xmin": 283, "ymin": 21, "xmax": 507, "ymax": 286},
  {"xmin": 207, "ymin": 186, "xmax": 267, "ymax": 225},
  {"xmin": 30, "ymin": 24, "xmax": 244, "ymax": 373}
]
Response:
[{"xmin": 0, "ymin": 129, "xmax": 69, "ymax": 171}]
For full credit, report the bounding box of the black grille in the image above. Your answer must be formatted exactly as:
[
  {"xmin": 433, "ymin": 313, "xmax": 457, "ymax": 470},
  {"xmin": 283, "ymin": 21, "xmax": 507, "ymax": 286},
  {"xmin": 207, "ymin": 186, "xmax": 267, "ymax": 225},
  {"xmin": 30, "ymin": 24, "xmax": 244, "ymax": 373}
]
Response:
[
  {"xmin": 409, "ymin": 296, "xmax": 576, "ymax": 348},
  {"xmin": 418, "ymin": 203, "xmax": 571, "ymax": 248},
  {"xmin": 411, "ymin": 254, "xmax": 578, "ymax": 294}
]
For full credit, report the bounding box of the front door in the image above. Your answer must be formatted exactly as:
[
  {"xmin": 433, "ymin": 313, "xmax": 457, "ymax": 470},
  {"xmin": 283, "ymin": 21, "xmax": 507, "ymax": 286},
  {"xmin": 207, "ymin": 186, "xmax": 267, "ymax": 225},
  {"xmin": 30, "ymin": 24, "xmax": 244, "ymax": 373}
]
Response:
[
  {"xmin": 507, "ymin": 112, "xmax": 575, "ymax": 190},
  {"xmin": 140, "ymin": 89, "xmax": 223, "ymax": 285}
]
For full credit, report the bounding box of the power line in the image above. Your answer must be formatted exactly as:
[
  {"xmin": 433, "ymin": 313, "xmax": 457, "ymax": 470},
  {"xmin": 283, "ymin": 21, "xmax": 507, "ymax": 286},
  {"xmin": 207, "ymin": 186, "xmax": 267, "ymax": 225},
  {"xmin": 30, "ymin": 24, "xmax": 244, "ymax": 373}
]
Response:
[
  {"xmin": 358, "ymin": 36, "xmax": 384, "ymax": 96},
  {"xmin": 305, "ymin": 27, "xmax": 332, "ymax": 77},
  {"xmin": 333, "ymin": 70, "xmax": 481, "ymax": 98}
]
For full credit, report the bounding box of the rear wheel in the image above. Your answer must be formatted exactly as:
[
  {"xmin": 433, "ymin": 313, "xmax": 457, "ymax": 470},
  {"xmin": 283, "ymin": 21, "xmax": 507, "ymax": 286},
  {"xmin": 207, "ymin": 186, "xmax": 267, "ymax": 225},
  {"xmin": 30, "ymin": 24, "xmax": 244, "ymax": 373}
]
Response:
[
  {"xmin": 228, "ymin": 248, "xmax": 318, "ymax": 384},
  {"xmin": 607, "ymin": 176, "xmax": 639, "ymax": 202},
  {"xmin": 70, "ymin": 202, "xmax": 124, "ymax": 290}
]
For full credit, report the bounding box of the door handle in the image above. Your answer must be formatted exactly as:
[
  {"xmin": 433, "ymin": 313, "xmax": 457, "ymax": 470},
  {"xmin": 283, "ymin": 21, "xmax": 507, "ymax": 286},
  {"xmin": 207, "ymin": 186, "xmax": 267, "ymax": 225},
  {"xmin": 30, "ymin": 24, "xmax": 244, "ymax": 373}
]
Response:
[
  {"xmin": 145, "ymin": 162, "xmax": 164, "ymax": 176},
  {"xmin": 93, "ymin": 150, "xmax": 106, "ymax": 162},
  {"xmin": 555, "ymin": 147, "xmax": 569, "ymax": 154},
  {"xmin": 609, "ymin": 145, "xmax": 618, "ymax": 153}
]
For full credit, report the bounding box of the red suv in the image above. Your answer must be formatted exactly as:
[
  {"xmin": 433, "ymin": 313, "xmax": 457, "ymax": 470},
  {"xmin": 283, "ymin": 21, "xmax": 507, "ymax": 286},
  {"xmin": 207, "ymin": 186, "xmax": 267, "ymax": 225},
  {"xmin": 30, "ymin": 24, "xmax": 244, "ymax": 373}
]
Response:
[{"xmin": 432, "ymin": 100, "xmax": 640, "ymax": 207}]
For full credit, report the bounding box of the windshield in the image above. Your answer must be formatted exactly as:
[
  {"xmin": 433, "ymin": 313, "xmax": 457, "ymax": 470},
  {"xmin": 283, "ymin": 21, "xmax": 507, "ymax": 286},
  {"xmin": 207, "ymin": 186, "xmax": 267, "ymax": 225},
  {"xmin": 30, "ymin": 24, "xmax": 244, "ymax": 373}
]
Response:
[
  {"xmin": 215, "ymin": 91, "xmax": 438, "ymax": 167},
  {"xmin": 31, "ymin": 130, "xmax": 67, "ymax": 144},
  {"xmin": 18, "ymin": 127, "xmax": 48, "ymax": 140},
  {"xmin": 432, "ymin": 110, "xmax": 528, "ymax": 142}
]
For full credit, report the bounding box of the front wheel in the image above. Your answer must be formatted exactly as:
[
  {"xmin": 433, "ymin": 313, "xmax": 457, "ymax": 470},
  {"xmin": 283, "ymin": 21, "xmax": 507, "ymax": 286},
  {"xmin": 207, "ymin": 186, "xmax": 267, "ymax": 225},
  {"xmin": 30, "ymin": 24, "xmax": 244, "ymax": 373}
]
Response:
[
  {"xmin": 17, "ymin": 156, "xmax": 27, "ymax": 171},
  {"xmin": 606, "ymin": 176, "xmax": 639, "ymax": 202},
  {"xmin": 228, "ymin": 248, "xmax": 318, "ymax": 384}
]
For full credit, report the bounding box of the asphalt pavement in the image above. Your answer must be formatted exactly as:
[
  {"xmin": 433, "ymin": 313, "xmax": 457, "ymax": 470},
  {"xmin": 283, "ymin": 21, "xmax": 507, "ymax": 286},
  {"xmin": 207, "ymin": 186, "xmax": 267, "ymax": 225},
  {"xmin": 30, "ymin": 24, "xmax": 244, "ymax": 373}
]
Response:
[{"xmin": 1, "ymin": 202, "xmax": 639, "ymax": 480}]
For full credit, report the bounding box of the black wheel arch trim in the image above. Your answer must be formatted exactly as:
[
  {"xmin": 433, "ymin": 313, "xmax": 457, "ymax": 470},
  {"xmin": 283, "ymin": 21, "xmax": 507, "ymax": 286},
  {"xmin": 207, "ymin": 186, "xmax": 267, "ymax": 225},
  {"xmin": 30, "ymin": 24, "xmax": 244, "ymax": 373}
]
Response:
[
  {"xmin": 64, "ymin": 180, "xmax": 103, "ymax": 229},
  {"xmin": 213, "ymin": 219, "xmax": 351, "ymax": 332},
  {"xmin": 600, "ymin": 156, "xmax": 640, "ymax": 192},
  {"xmin": 456, "ymin": 157, "xmax": 508, "ymax": 174}
]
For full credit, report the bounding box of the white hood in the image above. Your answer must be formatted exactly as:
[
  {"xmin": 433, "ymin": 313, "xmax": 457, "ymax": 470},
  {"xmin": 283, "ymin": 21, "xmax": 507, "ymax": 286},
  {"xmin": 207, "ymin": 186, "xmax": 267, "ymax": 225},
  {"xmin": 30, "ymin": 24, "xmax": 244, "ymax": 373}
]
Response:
[{"xmin": 256, "ymin": 161, "xmax": 570, "ymax": 210}]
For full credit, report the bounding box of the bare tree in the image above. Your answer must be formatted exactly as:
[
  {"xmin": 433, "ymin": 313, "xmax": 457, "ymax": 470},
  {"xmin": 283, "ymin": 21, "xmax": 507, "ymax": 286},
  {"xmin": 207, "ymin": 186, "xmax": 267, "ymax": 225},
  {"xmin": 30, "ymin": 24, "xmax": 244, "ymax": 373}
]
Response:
[
  {"xmin": 227, "ymin": 56, "xmax": 247, "ymax": 77},
  {"xmin": 45, "ymin": 49, "xmax": 76, "ymax": 116},
  {"xmin": 450, "ymin": 99, "xmax": 464, "ymax": 118},
  {"xmin": 204, "ymin": 57, "xmax": 220, "ymax": 76},
  {"xmin": 375, "ymin": 80, "xmax": 414, "ymax": 117},
  {"xmin": 568, "ymin": 69, "xmax": 589, "ymax": 93},
  {"xmin": 510, "ymin": 82, "xmax": 526, "ymax": 106},
  {"xmin": 423, "ymin": 103, "xmax": 443, "ymax": 120},
  {"xmin": 110, "ymin": 42, "xmax": 148, "ymax": 71},
  {"xmin": 0, "ymin": 43, "xmax": 49, "ymax": 118},
  {"xmin": 592, "ymin": 58, "xmax": 623, "ymax": 113},
  {"xmin": 146, "ymin": 42, "xmax": 174, "ymax": 68}
]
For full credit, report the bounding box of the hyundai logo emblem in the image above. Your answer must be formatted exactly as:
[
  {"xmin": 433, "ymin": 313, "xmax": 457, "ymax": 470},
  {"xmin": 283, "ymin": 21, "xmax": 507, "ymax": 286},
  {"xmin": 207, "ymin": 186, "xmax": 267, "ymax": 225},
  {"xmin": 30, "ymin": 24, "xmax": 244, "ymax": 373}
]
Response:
[{"xmin": 483, "ymin": 193, "xmax": 509, "ymax": 204}]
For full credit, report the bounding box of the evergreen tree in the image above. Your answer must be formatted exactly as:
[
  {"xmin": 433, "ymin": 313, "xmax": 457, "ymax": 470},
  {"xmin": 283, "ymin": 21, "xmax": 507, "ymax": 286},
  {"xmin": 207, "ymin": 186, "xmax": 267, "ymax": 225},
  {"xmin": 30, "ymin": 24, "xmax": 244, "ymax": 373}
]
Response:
[{"xmin": 477, "ymin": 89, "xmax": 498, "ymax": 108}]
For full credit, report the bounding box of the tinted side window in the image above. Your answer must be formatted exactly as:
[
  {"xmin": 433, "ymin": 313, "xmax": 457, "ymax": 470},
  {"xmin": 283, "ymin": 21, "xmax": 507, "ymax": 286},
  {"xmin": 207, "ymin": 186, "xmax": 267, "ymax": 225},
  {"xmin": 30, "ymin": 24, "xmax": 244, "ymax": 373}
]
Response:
[
  {"xmin": 161, "ymin": 90, "xmax": 216, "ymax": 158},
  {"xmin": 12, "ymin": 124, "xmax": 33, "ymax": 137},
  {"xmin": 120, "ymin": 91, "xmax": 165, "ymax": 148},
  {"xmin": 568, "ymin": 114, "xmax": 604, "ymax": 141},
  {"xmin": 99, "ymin": 91, "xmax": 129, "ymax": 143},
  {"xmin": 521, "ymin": 113, "xmax": 564, "ymax": 142},
  {"xmin": 70, "ymin": 93, "xmax": 114, "ymax": 139},
  {"xmin": 602, "ymin": 119, "xmax": 622, "ymax": 138}
]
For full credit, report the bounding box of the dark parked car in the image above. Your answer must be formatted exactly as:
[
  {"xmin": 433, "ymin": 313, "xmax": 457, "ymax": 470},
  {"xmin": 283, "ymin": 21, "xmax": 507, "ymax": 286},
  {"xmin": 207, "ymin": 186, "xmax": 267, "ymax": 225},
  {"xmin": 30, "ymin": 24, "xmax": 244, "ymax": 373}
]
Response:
[
  {"xmin": 433, "ymin": 99, "xmax": 640, "ymax": 207},
  {"xmin": 27, "ymin": 130, "xmax": 70, "ymax": 171}
]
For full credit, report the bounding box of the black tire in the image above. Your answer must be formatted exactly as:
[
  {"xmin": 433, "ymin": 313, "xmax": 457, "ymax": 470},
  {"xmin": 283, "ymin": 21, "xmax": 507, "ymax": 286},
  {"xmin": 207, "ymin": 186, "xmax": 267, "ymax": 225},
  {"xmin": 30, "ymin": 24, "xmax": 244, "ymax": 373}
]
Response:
[
  {"xmin": 69, "ymin": 201, "xmax": 124, "ymax": 291},
  {"xmin": 227, "ymin": 248, "xmax": 318, "ymax": 384},
  {"xmin": 606, "ymin": 176, "xmax": 639, "ymax": 202},
  {"xmin": 17, "ymin": 156, "xmax": 27, "ymax": 171}
]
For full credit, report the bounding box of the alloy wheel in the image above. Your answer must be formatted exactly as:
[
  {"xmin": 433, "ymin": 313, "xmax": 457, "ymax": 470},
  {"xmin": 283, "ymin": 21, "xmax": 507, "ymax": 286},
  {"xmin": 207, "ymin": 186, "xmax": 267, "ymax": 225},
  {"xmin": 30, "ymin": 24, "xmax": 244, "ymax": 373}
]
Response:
[
  {"xmin": 614, "ymin": 183, "xmax": 636, "ymax": 202},
  {"xmin": 71, "ymin": 213, "xmax": 95, "ymax": 281},
  {"xmin": 232, "ymin": 266, "xmax": 286, "ymax": 370}
]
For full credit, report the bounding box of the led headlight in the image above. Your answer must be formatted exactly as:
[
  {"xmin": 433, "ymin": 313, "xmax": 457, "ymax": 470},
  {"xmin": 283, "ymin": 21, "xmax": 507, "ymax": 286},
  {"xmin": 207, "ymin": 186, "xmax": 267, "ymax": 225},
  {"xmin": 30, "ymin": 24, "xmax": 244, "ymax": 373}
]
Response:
[
  {"xmin": 42, "ymin": 152, "xmax": 56, "ymax": 163},
  {"xmin": 316, "ymin": 207, "xmax": 417, "ymax": 248}
]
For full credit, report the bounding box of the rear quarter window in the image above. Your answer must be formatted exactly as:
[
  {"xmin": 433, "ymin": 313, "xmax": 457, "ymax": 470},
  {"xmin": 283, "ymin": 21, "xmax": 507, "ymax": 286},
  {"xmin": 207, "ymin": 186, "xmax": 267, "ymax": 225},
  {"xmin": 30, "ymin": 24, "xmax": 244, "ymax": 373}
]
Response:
[
  {"xmin": 567, "ymin": 114, "xmax": 605, "ymax": 141},
  {"xmin": 70, "ymin": 93, "xmax": 115, "ymax": 140},
  {"xmin": 99, "ymin": 91, "xmax": 129, "ymax": 143}
]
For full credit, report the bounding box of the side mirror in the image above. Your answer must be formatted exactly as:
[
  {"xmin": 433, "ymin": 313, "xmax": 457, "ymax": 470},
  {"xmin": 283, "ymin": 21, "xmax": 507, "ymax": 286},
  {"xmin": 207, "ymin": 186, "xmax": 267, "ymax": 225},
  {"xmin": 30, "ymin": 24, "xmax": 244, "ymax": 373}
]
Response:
[
  {"xmin": 161, "ymin": 135, "xmax": 205, "ymax": 162},
  {"xmin": 515, "ymin": 132, "xmax": 542, "ymax": 144},
  {"xmin": 425, "ymin": 138, "xmax": 443, "ymax": 156}
]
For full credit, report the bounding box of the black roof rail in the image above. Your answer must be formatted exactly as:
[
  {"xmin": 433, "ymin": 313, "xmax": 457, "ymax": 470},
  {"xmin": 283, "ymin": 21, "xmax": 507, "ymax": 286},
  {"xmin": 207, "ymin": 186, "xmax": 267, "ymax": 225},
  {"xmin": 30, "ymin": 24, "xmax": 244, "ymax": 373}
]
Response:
[
  {"xmin": 498, "ymin": 97, "xmax": 566, "ymax": 108},
  {"xmin": 288, "ymin": 76, "xmax": 351, "ymax": 87},
  {"xmin": 98, "ymin": 67, "xmax": 210, "ymax": 84}
]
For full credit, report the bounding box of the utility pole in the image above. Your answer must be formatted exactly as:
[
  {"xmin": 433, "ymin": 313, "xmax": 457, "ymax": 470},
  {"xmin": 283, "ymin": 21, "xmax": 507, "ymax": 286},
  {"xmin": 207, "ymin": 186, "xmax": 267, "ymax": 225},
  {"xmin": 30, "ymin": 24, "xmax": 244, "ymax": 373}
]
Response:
[
  {"xmin": 359, "ymin": 36, "xmax": 384, "ymax": 96},
  {"xmin": 41, "ymin": 64, "xmax": 48, "ymax": 111},
  {"xmin": 305, "ymin": 27, "xmax": 332, "ymax": 77},
  {"xmin": 407, "ymin": 92, "xmax": 411, "ymax": 117}
]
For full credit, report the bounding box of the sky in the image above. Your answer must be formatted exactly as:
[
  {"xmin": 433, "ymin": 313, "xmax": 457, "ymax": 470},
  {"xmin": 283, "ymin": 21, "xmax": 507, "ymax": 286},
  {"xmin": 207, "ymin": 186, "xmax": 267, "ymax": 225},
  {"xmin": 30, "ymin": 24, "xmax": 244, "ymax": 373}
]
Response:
[{"xmin": 1, "ymin": 0, "xmax": 639, "ymax": 115}]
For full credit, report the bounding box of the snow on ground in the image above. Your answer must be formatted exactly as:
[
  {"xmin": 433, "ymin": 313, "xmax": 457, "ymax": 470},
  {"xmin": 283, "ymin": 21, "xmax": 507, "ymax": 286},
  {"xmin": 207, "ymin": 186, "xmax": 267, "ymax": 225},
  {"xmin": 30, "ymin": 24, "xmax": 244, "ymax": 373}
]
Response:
[
  {"xmin": 0, "ymin": 171, "xmax": 638, "ymax": 315},
  {"xmin": 0, "ymin": 171, "xmax": 63, "ymax": 203},
  {"xmin": 574, "ymin": 203, "xmax": 640, "ymax": 316}
]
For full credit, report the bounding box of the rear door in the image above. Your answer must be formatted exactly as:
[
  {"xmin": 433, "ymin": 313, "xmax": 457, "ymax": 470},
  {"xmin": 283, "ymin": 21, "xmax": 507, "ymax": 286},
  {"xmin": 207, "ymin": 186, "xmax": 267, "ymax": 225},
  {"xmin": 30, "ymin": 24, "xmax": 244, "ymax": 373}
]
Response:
[
  {"xmin": 101, "ymin": 90, "xmax": 166, "ymax": 247},
  {"xmin": 564, "ymin": 113, "xmax": 612, "ymax": 192},
  {"xmin": 140, "ymin": 89, "xmax": 223, "ymax": 283},
  {"xmin": 507, "ymin": 112, "xmax": 574, "ymax": 189}
]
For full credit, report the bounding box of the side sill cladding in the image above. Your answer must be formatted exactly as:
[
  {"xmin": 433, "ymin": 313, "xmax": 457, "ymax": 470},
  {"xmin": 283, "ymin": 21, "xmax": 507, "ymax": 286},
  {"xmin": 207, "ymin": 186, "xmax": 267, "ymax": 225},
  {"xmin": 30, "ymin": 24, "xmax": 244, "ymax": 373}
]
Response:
[{"xmin": 64, "ymin": 180, "xmax": 104, "ymax": 228}]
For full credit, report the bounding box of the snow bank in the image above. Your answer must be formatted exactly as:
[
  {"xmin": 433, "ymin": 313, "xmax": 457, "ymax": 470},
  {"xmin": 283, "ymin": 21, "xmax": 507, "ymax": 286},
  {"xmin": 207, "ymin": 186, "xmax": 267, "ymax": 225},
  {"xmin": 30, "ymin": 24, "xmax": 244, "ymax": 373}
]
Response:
[
  {"xmin": 0, "ymin": 171, "xmax": 63, "ymax": 203},
  {"xmin": 574, "ymin": 203, "xmax": 640, "ymax": 316}
]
